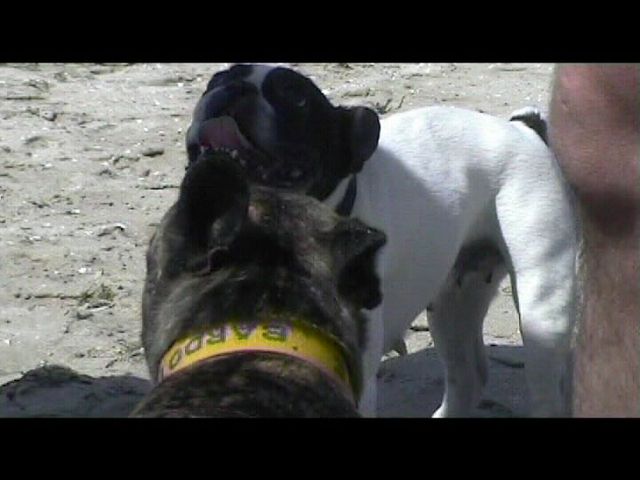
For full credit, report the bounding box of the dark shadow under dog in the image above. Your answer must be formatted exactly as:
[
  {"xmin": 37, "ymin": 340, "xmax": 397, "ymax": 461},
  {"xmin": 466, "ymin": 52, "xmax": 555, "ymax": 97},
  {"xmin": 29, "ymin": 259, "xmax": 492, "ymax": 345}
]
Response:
[
  {"xmin": 0, "ymin": 365, "xmax": 151, "ymax": 417},
  {"xmin": 0, "ymin": 345, "xmax": 527, "ymax": 417}
]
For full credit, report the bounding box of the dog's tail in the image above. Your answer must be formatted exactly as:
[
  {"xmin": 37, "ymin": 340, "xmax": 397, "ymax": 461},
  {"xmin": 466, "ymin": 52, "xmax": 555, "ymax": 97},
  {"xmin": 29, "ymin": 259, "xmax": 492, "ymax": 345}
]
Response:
[{"xmin": 509, "ymin": 106, "xmax": 548, "ymax": 145}]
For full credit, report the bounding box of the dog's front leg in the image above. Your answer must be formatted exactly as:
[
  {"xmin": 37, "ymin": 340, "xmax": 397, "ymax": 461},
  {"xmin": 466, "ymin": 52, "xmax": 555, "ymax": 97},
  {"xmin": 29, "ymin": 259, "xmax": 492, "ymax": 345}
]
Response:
[{"xmin": 359, "ymin": 306, "xmax": 385, "ymax": 417}]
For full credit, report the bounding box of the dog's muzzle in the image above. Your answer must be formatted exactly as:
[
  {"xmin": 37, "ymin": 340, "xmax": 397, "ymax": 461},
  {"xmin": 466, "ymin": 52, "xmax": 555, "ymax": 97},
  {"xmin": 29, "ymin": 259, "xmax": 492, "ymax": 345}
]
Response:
[{"xmin": 196, "ymin": 116, "xmax": 312, "ymax": 189}]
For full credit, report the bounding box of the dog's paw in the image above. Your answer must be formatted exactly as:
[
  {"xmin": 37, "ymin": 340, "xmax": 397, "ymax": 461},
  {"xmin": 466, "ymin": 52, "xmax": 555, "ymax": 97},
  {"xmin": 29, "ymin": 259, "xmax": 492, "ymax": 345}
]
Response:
[{"xmin": 432, "ymin": 404, "xmax": 448, "ymax": 418}]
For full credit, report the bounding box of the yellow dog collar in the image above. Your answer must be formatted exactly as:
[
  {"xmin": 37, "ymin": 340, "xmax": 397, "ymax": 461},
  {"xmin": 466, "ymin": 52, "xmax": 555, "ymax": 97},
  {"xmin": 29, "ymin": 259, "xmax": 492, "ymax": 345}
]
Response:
[{"xmin": 159, "ymin": 314, "xmax": 355, "ymax": 403}]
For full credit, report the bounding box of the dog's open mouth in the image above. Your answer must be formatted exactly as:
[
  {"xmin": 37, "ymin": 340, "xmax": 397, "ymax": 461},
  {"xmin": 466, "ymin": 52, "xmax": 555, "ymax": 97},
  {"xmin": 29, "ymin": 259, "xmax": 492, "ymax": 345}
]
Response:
[
  {"xmin": 197, "ymin": 116, "xmax": 312, "ymax": 189},
  {"xmin": 198, "ymin": 116, "xmax": 253, "ymax": 157}
]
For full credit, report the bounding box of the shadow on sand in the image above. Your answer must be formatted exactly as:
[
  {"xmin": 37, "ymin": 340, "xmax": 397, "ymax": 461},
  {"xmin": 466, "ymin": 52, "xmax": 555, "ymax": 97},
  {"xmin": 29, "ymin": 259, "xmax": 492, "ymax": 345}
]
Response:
[
  {"xmin": 0, "ymin": 345, "xmax": 527, "ymax": 417},
  {"xmin": 378, "ymin": 344, "xmax": 528, "ymax": 417}
]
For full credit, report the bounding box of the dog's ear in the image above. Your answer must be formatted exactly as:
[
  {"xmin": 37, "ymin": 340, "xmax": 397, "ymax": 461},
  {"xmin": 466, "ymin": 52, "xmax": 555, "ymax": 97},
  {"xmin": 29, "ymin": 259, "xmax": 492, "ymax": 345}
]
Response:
[
  {"xmin": 333, "ymin": 219, "xmax": 386, "ymax": 310},
  {"xmin": 178, "ymin": 151, "xmax": 249, "ymax": 248},
  {"xmin": 340, "ymin": 106, "xmax": 381, "ymax": 174}
]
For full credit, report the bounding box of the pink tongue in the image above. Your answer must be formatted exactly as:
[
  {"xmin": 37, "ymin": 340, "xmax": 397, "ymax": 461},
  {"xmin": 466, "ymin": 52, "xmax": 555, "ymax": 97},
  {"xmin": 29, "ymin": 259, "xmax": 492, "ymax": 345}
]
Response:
[{"xmin": 199, "ymin": 117, "xmax": 247, "ymax": 150}]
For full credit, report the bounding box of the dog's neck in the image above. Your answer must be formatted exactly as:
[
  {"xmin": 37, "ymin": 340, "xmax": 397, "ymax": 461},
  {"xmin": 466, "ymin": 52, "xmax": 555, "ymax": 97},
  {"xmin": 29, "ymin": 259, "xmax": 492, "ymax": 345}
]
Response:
[
  {"xmin": 134, "ymin": 313, "xmax": 360, "ymax": 417},
  {"xmin": 157, "ymin": 316, "xmax": 354, "ymax": 396},
  {"xmin": 325, "ymin": 175, "xmax": 357, "ymax": 215},
  {"xmin": 131, "ymin": 353, "xmax": 359, "ymax": 417},
  {"xmin": 334, "ymin": 176, "xmax": 358, "ymax": 216}
]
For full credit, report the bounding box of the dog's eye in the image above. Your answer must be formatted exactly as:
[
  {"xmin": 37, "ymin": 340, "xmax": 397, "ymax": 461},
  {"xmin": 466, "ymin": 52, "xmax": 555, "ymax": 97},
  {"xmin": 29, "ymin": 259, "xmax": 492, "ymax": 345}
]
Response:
[
  {"xmin": 265, "ymin": 69, "xmax": 311, "ymax": 112},
  {"xmin": 279, "ymin": 83, "xmax": 308, "ymax": 110}
]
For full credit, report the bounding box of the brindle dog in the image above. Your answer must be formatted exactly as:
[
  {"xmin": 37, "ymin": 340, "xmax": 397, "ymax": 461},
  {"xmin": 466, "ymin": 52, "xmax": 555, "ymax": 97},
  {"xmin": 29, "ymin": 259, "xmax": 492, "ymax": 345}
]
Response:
[{"xmin": 131, "ymin": 151, "xmax": 386, "ymax": 417}]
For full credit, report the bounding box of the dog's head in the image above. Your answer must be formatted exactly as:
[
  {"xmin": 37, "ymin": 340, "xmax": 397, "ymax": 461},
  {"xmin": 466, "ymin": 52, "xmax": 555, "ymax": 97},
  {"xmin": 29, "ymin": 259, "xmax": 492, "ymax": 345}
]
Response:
[
  {"xmin": 185, "ymin": 64, "xmax": 380, "ymax": 199},
  {"xmin": 142, "ymin": 150, "xmax": 386, "ymax": 389}
]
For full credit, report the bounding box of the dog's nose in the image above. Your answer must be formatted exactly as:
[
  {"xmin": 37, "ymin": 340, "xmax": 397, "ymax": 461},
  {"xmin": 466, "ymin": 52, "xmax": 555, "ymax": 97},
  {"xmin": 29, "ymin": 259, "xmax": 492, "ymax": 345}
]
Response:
[{"xmin": 200, "ymin": 80, "xmax": 258, "ymax": 120}]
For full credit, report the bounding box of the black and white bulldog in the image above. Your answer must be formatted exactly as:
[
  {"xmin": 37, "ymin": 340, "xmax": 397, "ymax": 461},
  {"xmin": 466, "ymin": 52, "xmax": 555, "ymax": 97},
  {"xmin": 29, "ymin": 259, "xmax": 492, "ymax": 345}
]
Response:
[{"xmin": 185, "ymin": 64, "xmax": 578, "ymax": 417}]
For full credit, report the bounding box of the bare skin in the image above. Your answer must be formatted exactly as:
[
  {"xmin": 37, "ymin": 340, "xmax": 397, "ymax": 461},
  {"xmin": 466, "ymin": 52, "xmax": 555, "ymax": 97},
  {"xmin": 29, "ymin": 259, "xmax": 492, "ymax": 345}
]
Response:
[{"xmin": 549, "ymin": 64, "xmax": 639, "ymax": 417}]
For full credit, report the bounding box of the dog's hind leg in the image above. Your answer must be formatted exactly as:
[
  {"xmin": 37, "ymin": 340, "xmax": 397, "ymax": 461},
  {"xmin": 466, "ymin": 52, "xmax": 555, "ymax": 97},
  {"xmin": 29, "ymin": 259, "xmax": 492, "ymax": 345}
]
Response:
[
  {"xmin": 495, "ymin": 179, "xmax": 577, "ymax": 417},
  {"xmin": 429, "ymin": 244, "xmax": 506, "ymax": 417}
]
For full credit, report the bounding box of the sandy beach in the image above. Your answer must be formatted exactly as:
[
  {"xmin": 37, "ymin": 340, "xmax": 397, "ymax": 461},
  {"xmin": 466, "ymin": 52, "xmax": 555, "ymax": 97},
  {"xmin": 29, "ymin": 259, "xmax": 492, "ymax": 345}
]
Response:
[{"xmin": 0, "ymin": 63, "xmax": 554, "ymax": 416}]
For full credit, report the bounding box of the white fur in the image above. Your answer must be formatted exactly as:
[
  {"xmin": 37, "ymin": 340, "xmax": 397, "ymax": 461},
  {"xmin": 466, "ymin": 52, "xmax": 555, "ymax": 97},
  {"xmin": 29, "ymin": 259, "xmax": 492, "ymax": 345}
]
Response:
[{"xmin": 325, "ymin": 106, "xmax": 578, "ymax": 417}]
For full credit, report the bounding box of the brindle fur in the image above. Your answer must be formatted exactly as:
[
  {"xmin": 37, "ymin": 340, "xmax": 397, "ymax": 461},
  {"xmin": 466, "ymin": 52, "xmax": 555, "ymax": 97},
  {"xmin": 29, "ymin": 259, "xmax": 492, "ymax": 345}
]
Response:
[{"xmin": 132, "ymin": 150, "xmax": 385, "ymax": 417}]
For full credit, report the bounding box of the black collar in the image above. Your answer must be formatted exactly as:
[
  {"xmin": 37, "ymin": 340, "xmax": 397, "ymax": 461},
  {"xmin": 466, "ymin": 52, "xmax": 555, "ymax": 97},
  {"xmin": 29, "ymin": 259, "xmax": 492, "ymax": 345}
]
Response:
[{"xmin": 334, "ymin": 176, "xmax": 357, "ymax": 217}]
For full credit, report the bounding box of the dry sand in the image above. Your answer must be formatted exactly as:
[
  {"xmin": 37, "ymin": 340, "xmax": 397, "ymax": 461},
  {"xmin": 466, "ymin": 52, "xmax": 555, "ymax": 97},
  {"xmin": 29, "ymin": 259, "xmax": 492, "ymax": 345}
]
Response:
[{"xmin": 0, "ymin": 63, "xmax": 554, "ymax": 416}]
